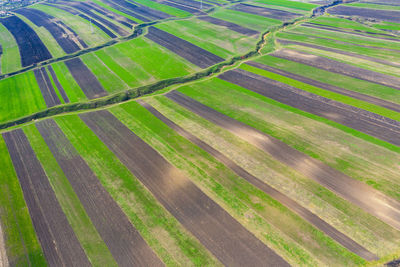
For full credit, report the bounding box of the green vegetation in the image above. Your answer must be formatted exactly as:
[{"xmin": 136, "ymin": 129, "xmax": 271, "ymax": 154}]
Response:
[
  {"xmin": 0, "ymin": 23, "xmax": 21, "ymax": 73},
  {"xmin": 23, "ymin": 124, "xmax": 117, "ymax": 267},
  {"xmin": 0, "ymin": 136, "xmax": 47, "ymax": 266},
  {"xmin": 156, "ymin": 18, "xmax": 256, "ymax": 58},
  {"xmin": 134, "ymin": 0, "xmax": 191, "ymax": 18},
  {"xmin": 55, "ymin": 114, "xmax": 219, "ymax": 267},
  {"xmin": 254, "ymin": 0, "xmax": 318, "ymax": 11},
  {"xmin": 0, "ymin": 71, "xmax": 46, "ymax": 124},
  {"xmin": 310, "ymin": 16, "xmax": 388, "ymax": 34}
]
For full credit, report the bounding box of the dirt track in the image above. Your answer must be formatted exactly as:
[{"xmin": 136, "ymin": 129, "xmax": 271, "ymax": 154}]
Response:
[
  {"xmin": 2, "ymin": 129, "xmax": 90, "ymax": 267},
  {"xmin": 80, "ymin": 109, "xmax": 289, "ymax": 267},
  {"xmin": 145, "ymin": 27, "xmax": 224, "ymax": 68},
  {"xmin": 277, "ymin": 38, "xmax": 400, "ymax": 68},
  {"xmin": 247, "ymin": 61, "xmax": 400, "ymax": 113},
  {"xmin": 64, "ymin": 58, "xmax": 108, "ymax": 99},
  {"xmin": 36, "ymin": 119, "xmax": 163, "ymax": 267},
  {"xmin": 138, "ymin": 99, "xmax": 379, "ymax": 261},
  {"xmin": 219, "ymin": 69, "xmax": 400, "ymax": 146},
  {"xmin": 272, "ymin": 48, "xmax": 400, "ymax": 90},
  {"xmin": 33, "ymin": 68, "xmax": 61, "ymax": 108},
  {"xmin": 166, "ymin": 90, "xmax": 400, "ymax": 231},
  {"xmin": 0, "ymin": 223, "xmax": 8, "ymax": 267}
]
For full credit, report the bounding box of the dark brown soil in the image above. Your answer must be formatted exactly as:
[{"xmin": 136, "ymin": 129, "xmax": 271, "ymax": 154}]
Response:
[
  {"xmin": 230, "ymin": 3, "xmax": 300, "ymax": 20},
  {"xmin": 47, "ymin": 65, "xmax": 70, "ymax": 103},
  {"xmin": 247, "ymin": 61, "xmax": 400, "ymax": 113},
  {"xmin": 80, "ymin": 109, "xmax": 289, "ymax": 267},
  {"xmin": 15, "ymin": 8, "xmax": 85, "ymax": 53},
  {"xmin": 145, "ymin": 27, "xmax": 224, "ymax": 68},
  {"xmin": 36, "ymin": 119, "xmax": 163, "ymax": 267},
  {"xmin": 64, "ymin": 57, "xmax": 108, "ymax": 99},
  {"xmin": 166, "ymin": 90, "xmax": 400, "ymax": 231},
  {"xmin": 198, "ymin": 16, "xmax": 259, "ymax": 36},
  {"xmin": 0, "ymin": 16, "xmax": 52, "ymax": 67},
  {"xmin": 138, "ymin": 99, "xmax": 379, "ymax": 261},
  {"xmin": 2, "ymin": 129, "xmax": 90, "ymax": 267},
  {"xmin": 328, "ymin": 5, "xmax": 400, "ymax": 23},
  {"xmin": 271, "ymin": 48, "xmax": 400, "ymax": 90},
  {"xmin": 33, "ymin": 68, "xmax": 61, "ymax": 108}
]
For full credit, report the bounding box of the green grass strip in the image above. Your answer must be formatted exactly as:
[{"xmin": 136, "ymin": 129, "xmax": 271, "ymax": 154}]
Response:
[{"xmin": 0, "ymin": 136, "xmax": 47, "ymax": 266}]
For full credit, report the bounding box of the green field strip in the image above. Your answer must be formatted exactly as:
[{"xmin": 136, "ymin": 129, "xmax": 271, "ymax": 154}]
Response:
[
  {"xmin": 54, "ymin": 114, "xmax": 218, "ymax": 267},
  {"xmin": 309, "ymin": 16, "xmax": 390, "ymax": 35},
  {"xmin": 51, "ymin": 61, "xmax": 87, "ymax": 103},
  {"xmin": 243, "ymin": 1, "xmax": 309, "ymax": 15},
  {"xmin": 32, "ymin": 4, "xmax": 112, "ymax": 47},
  {"xmin": 0, "ymin": 71, "xmax": 47, "ymax": 124},
  {"xmin": 15, "ymin": 14, "xmax": 65, "ymax": 59},
  {"xmin": 371, "ymin": 21, "xmax": 400, "ymax": 32},
  {"xmin": 133, "ymin": 0, "xmax": 192, "ymax": 18},
  {"xmin": 176, "ymin": 78, "xmax": 400, "ymax": 201},
  {"xmin": 239, "ymin": 63, "xmax": 400, "ymax": 122},
  {"xmin": 211, "ymin": 8, "xmax": 281, "ymax": 32},
  {"xmin": 252, "ymin": 0, "xmax": 318, "ymax": 11},
  {"xmin": 276, "ymin": 31, "xmax": 400, "ymax": 62},
  {"xmin": 145, "ymin": 95, "xmax": 400, "ymax": 258},
  {"xmin": 0, "ymin": 136, "xmax": 47, "ymax": 266},
  {"xmin": 293, "ymin": 25, "xmax": 400, "ymax": 50},
  {"xmin": 111, "ymin": 37, "xmax": 198, "ymax": 81},
  {"xmin": 254, "ymin": 55, "xmax": 400, "ymax": 105},
  {"xmin": 0, "ymin": 23, "xmax": 21, "ymax": 74},
  {"xmin": 22, "ymin": 124, "xmax": 117, "ymax": 267},
  {"xmin": 155, "ymin": 18, "xmax": 256, "ymax": 58},
  {"xmin": 90, "ymin": 0, "xmax": 145, "ymax": 24},
  {"xmin": 345, "ymin": 2, "xmax": 400, "ymax": 11},
  {"xmin": 81, "ymin": 53, "xmax": 128, "ymax": 93},
  {"xmin": 110, "ymin": 102, "xmax": 328, "ymax": 266},
  {"xmin": 44, "ymin": 67, "xmax": 65, "ymax": 104},
  {"xmin": 287, "ymin": 44, "xmax": 400, "ymax": 78}
]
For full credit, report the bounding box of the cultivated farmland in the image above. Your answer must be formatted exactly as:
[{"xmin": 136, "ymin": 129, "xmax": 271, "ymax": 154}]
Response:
[{"xmin": 0, "ymin": 0, "xmax": 400, "ymax": 266}]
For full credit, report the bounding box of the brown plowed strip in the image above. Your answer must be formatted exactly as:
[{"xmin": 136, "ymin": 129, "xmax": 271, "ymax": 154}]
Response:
[
  {"xmin": 2, "ymin": 129, "xmax": 90, "ymax": 267},
  {"xmin": 64, "ymin": 58, "xmax": 108, "ymax": 99},
  {"xmin": 36, "ymin": 119, "xmax": 163, "ymax": 267},
  {"xmin": 166, "ymin": 91, "xmax": 400, "ymax": 231},
  {"xmin": 277, "ymin": 38, "xmax": 400, "ymax": 68},
  {"xmin": 138, "ymin": 100, "xmax": 379, "ymax": 261},
  {"xmin": 246, "ymin": 61, "xmax": 400, "ymax": 113},
  {"xmin": 47, "ymin": 65, "xmax": 70, "ymax": 103},
  {"xmin": 33, "ymin": 68, "xmax": 61, "ymax": 108},
  {"xmin": 197, "ymin": 16, "xmax": 259, "ymax": 36},
  {"xmin": 79, "ymin": 110, "xmax": 289, "ymax": 267},
  {"xmin": 271, "ymin": 49, "xmax": 400, "ymax": 90},
  {"xmin": 328, "ymin": 5, "xmax": 400, "ymax": 23},
  {"xmin": 219, "ymin": 69, "xmax": 400, "ymax": 146}
]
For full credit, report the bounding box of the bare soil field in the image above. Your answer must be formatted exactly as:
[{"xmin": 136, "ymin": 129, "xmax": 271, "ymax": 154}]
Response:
[
  {"xmin": 36, "ymin": 119, "xmax": 163, "ymax": 267},
  {"xmin": 166, "ymin": 0, "xmax": 211, "ymax": 10},
  {"xmin": 166, "ymin": 90, "xmax": 400, "ymax": 231},
  {"xmin": 145, "ymin": 27, "xmax": 224, "ymax": 68},
  {"xmin": 48, "ymin": 65, "xmax": 69, "ymax": 103},
  {"xmin": 231, "ymin": 3, "xmax": 300, "ymax": 20},
  {"xmin": 277, "ymin": 39, "xmax": 400, "ymax": 68},
  {"xmin": 33, "ymin": 68, "xmax": 61, "ymax": 108},
  {"xmin": 154, "ymin": 0, "xmax": 205, "ymax": 15},
  {"xmin": 328, "ymin": 5, "xmax": 400, "ymax": 23},
  {"xmin": 2, "ymin": 129, "xmax": 90, "ymax": 266},
  {"xmin": 101, "ymin": 0, "xmax": 171, "ymax": 21},
  {"xmin": 272, "ymin": 49, "xmax": 400, "ymax": 90},
  {"xmin": 64, "ymin": 58, "xmax": 108, "ymax": 99},
  {"xmin": 78, "ymin": 14, "xmax": 117, "ymax": 38},
  {"xmin": 80, "ymin": 109, "xmax": 289, "ymax": 267},
  {"xmin": 59, "ymin": 1, "xmax": 129, "ymax": 36},
  {"xmin": 138, "ymin": 99, "xmax": 378, "ymax": 261},
  {"xmin": 15, "ymin": 8, "xmax": 85, "ymax": 53},
  {"xmin": 247, "ymin": 61, "xmax": 400, "ymax": 113},
  {"xmin": 0, "ymin": 16, "xmax": 52, "ymax": 67},
  {"xmin": 219, "ymin": 69, "xmax": 400, "ymax": 145},
  {"xmin": 198, "ymin": 16, "xmax": 259, "ymax": 36},
  {"xmin": 301, "ymin": 23, "xmax": 400, "ymax": 42}
]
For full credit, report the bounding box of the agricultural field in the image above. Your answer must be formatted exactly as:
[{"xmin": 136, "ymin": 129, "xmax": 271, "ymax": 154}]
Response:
[{"xmin": 0, "ymin": 0, "xmax": 400, "ymax": 266}]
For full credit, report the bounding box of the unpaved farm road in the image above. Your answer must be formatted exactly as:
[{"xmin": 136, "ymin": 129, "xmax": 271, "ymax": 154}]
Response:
[
  {"xmin": 0, "ymin": 223, "xmax": 8, "ymax": 267},
  {"xmin": 166, "ymin": 91, "xmax": 400, "ymax": 232}
]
